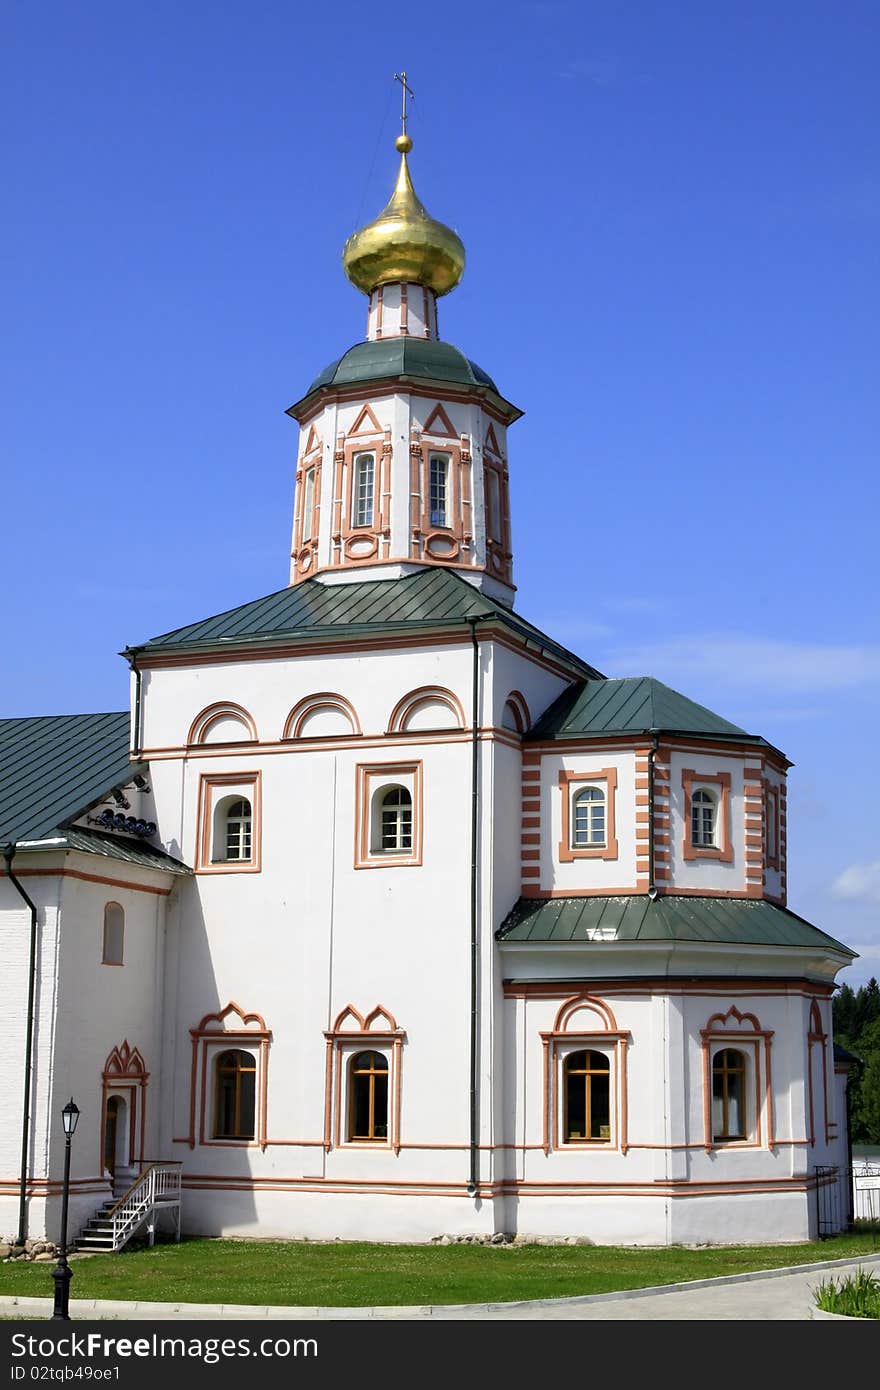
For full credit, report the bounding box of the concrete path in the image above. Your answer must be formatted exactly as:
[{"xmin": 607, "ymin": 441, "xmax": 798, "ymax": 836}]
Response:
[{"xmin": 2, "ymin": 1252, "xmax": 878, "ymax": 1321}]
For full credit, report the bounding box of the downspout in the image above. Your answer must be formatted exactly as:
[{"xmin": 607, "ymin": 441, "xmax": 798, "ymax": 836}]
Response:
[
  {"xmin": 128, "ymin": 650, "xmax": 143, "ymax": 757},
  {"xmin": 4, "ymin": 844, "xmax": 39, "ymax": 1248},
  {"xmin": 467, "ymin": 618, "xmax": 481, "ymax": 1198},
  {"xmin": 647, "ymin": 729, "xmax": 659, "ymax": 900}
]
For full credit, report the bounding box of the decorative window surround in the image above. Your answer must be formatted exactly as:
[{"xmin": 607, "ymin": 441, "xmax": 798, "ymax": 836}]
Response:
[
  {"xmin": 187, "ymin": 1002, "xmax": 271, "ymax": 1150},
  {"xmin": 101, "ymin": 1041, "xmax": 148, "ymax": 1174},
  {"xmin": 323, "ymin": 1005, "xmax": 405, "ymax": 1152},
  {"xmin": 540, "ymin": 994, "xmax": 631, "ymax": 1154},
  {"xmin": 196, "ymin": 772, "xmax": 262, "ymax": 874},
  {"xmin": 681, "ymin": 769, "xmax": 733, "ymax": 863},
  {"xmin": 292, "ymin": 426, "xmax": 323, "ymax": 578},
  {"xmin": 700, "ymin": 1006, "xmax": 774, "ymax": 1152},
  {"xmin": 558, "ymin": 768, "xmax": 619, "ymax": 863},
  {"xmin": 187, "ymin": 701, "xmax": 258, "ymax": 746},
  {"xmin": 355, "ymin": 762, "xmax": 423, "ymax": 868},
  {"xmin": 283, "ymin": 692, "xmax": 362, "ymax": 739},
  {"xmin": 386, "ymin": 685, "xmax": 466, "ymax": 734},
  {"xmin": 807, "ymin": 999, "xmax": 834, "ymax": 1147}
]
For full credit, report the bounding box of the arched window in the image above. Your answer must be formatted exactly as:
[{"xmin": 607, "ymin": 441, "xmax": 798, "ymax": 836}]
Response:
[
  {"xmin": 377, "ymin": 787, "xmax": 412, "ymax": 853},
  {"xmin": 352, "ymin": 452, "xmax": 375, "ymax": 528},
  {"xmin": 216, "ymin": 797, "xmax": 252, "ymax": 862},
  {"xmin": 348, "ymin": 1050, "xmax": 389, "ymax": 1141},
  {"xmin": 214, "ymin": 1049, "xmax": 256, "ymax": 1139},
  {"xmin": 301, "ymin": 467, "xmax": 315, "ymax": 541},
  {"xmin": 102, "ymin": 903, "xmax": 124, "ymax": 965},
  {"xmin": 572, "ymin": 786, "xmax": 606, "ymax": 848},
  {"xmin": 691, "ymin": 788, "xmax": 717, "ymax": 848},
  {"xmin": 712, "ymin": 1048, "xmax": 747, "ymax": 1142},
  {"xmin": 429, "ymin": 454, "xmax": 449, "ymax": 527},
  {"xmin": 563, "ymin": 1050, "xmax": 611, "ymax": 1143}
]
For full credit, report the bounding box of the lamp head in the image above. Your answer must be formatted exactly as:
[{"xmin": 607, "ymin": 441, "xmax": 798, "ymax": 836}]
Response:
[{"xmin": 61, "ymin": 1098, "xmax": 79, "ymax": 1138}]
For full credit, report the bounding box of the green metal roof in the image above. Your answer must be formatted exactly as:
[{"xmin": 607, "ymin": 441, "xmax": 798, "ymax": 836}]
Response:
[
  {"xmin": 528, "ymin": 676, "xmax": 763, "ymax": 746},
  {"xmin": 130, "ymin": 567, "xmax": 603, "ymax": 678},
  {"xmin": 291, "ymin": 338, "xmax": 509, "ymax": 418},
  {"xmin": 496, "ymin": 894, "xmax": 854, "ymax": 956},
  {"xmin": 0, "ymin": 713, "xmax": 191, "ymax": 875},
  {"xmin": 0, "ymin": 712, "xmax": 137, "ymax": 844}
]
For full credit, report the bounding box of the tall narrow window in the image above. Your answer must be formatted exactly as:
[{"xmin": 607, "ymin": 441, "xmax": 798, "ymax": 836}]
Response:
[
  {"xmin": 563, "ymin": 1050, "xmax": 611, "ymax": 1143},
  {"xmin": 301, "ymin": 468, "xmax": 315, "ymax": 541},
  {"xmin": 712, "ymin": 1048, "xmax": 746, "ymax": 1141},
  {"xmin": 348, "ymin": 1050, "xmax": 389, "ymax": 1141},
  {"xmin": 691, "ymin": 788, "xmax": 716, "ymax": 847},
  {"xmin": 102, "ymin": 903, "xmax": 124, "ymax": 965},
  {"xmin": 766, "ymin": 792, "xmax": 777, "ymax": 863},
  {"xmin": 429, "ymin": 454, "xmax": 449, "ymax": 527},
  {"xmin": 214, "ymin": 1049, "xmax": 256, "ymax": 1139},
  {"xmin": 486, "ymin": 468, "xmax": 502, "ymax": 541},
  {"xmin": 379, "ymin": 787, "xmax": 412, "ymax": 852},
  {"xmin": 572, "ymin": 786, "xmax": 606, "ymax": 848},
  {"xmin": 353, "ymin": 452, "xmax": 375, "ymax": 528},
  {"xmin": 222, "ymin": 798, "xmax": 252, "ymax": 862}
]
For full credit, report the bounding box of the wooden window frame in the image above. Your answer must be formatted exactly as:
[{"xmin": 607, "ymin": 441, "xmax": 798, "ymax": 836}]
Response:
[
  {"xmin": 347, "ymin": 1050, "xmax": 390, "ymax": 1143},
  {"xmin": 213, "ymin": 1048, "xmax": 258, "ymax": 1141},
  {"xmin": 558, "ymin": 768, "xmax": 619, "ymax": 863},
  {"xmin": 323, "ymin": 1006, "xmax": 405, "ymax": 1152},
  {"xmin": 185, "ymin": 1002, "xmax": 271, "ymax": 1150},
  {"xmin": 540, "ymin": 994, "xmax": 631, "ymax": 1155},
  {"xmin": 682, "ymin": 769, "xmax": 733, "ymax": 863},
  {"xmin": 562, "ymin": 1049, "xmax": 613, "ymax": 1145},
  {"xmin": 700, "ymin": 1007, "xmax": 774, "ymax": 1152}
]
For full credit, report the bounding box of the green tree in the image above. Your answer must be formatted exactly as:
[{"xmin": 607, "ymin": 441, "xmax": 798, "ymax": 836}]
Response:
[{"xmin": 852, "ymin": 1017, "xmax": 880, "ymax": 1145}]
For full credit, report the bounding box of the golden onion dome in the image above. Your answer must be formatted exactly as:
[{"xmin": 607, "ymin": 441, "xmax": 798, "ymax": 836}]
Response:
[{"xmin": 342, "ymin": 134, "xmax": 465, "ymax": 297}]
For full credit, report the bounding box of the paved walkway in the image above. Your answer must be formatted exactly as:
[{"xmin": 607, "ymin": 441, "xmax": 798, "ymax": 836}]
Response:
[{"xmin": 2, "ymin": 1253, "xmax": 878, "ymax": 1321}]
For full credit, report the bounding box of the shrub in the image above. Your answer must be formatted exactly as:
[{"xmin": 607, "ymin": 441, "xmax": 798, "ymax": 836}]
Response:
[{"xmin": 814, "ymin": 1268, "xmax": 880, "ymax": 1318}]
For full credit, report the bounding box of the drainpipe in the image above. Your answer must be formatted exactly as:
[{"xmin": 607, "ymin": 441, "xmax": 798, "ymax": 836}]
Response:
[
  {"xmin": 647, "ymin": 730, "xmax": 659, "ymax": 900},
  {"xmin": 4, "ymin": 844, "xmax": 39, "ymax": 1248},
  {"xmin": 127, "ymin": 651, "xmax": 143, "ymax": 757},
  {"xmin": 466, "ymin": 618, "xmax": 481, "ymax": 1198}
]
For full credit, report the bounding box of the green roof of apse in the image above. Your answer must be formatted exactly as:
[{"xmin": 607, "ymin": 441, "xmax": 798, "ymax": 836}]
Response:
[
  {"xmin": 306, "ymin": 337, "xmax": 499, "ymax": 395},
  {"xmin": 496, "ymin": 894, "xmax": 854, "ymax": 956},
  {"xmin": 528, "ymin": 676, "xmax": 764, "ymax": 745}
]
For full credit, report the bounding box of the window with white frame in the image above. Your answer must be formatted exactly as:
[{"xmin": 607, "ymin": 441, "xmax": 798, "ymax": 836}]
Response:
[
  {"xmin": 301, "ymin": 467, "xmax": 315, "ymax": 541},
  {"xmin": 352, "ymin": 452, "xmax": 375, "ymax": 528},
  {"xmin": 356, "ymin": 763, "xmax": 422, "ymax": 868},
  {"xmin": 375, "ymin": 786, "xmax": 412, "ymax": 853},
  {"xmin": 572, "ymin": 785, "xmax": 606, "ymax": 848},
  {"xmin": 217, "ymin": 797, "xmax": 252, "ymax": 862},
  {"xmin": 429, "ymin": 453, "xmax": 449, "ymax": 527},
  {"xmin": 691, "ymin": 787, "xmax": 717, "ymax": 848}
]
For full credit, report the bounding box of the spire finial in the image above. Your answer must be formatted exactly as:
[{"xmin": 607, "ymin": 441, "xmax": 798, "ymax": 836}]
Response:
[{"xmin": 393, "ymin": 71, "xmax": 414, "ymax": 153}]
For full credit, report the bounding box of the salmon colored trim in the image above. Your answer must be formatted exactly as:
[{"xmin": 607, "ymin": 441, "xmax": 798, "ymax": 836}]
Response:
[
  {"xmin": 189, "ymin": 1002, "xmax": 271, "ymax": 1151},
  {"xmin": 682, "ymin": 768, "xmax": 733, "ymax": 864},
  {"xmin": 557, "ymin": 767, "xmax": 619, "ymax": 864},
  {"xmin": 504, "ymin": 690, "xmax": 531, "ymax": 735},
  {"xmin": 504, "ymin": 979, "xmax": 833, "ymax": 1000},
  {"xmin": 422, "ymin": 402, "xmax": 457, "ymax": 438},
  {"xmin": 187, "ymin": 701, "xmax": 258, "ymax": 746},
  {"xmin": 386, "ymin": 684, "xmax": 467, "ymax": 734},
  {"xmin": 178, "ymin": 1175, "xmax": 824, "ymax": 1198},
  {"xmin": 195, "ymin": 771, "xmax": 261, "ymax": 875},
  {"xmin": 323, "ymin": 1004, "xmax": 406, "ymax": 1153},
  {"xmin": 14, "ymin": 867, "xmax": 172, "ymax": 896},
  {"xmin": 348, "ymin": 402, "xmax": 384, "ymax": 436},
  {"xmin": 483, "ymin": 453, "xmax": 513, "ymax": 585},
  {"xmin": 415, "ymin": 440, "xmax": 466, "ymax": 563},
  {"xmin": 764, "ymin": 781, "xmax": 780, "ymax": 871},
  {"xmin": 101, "ymin": 1041, "xmax": 149, "ymax": 1174},
  {"xmin": 354, "ymin": 761, "xmax": 423, "ymax": 869},
  {"xmin": 283, "ymin": 692, "xmax": 362, "ymax": 739},
  {"xmin": 700, "ymin": 1007, "xmax": 774, "ymax": 1153}
]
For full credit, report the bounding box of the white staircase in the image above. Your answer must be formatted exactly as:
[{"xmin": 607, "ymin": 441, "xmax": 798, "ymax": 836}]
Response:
[{"xmin": 77, "ymin": 1162, "xmax": 182, "ymax": 1253}]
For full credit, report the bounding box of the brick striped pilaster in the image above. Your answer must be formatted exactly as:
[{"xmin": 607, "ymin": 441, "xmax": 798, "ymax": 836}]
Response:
[
  {"xmin": 742, "ymin": 761, "xmax": 765, "ymax": 899},
  {"xmin": 521, "ymin": 751, "xmax": 542, "ymax": 893}
]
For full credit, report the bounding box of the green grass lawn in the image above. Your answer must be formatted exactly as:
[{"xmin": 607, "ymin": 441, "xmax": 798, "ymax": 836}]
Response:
[{"xmin": 2, "ymin": 1229, "xmax": 879, "ymax": 1307}]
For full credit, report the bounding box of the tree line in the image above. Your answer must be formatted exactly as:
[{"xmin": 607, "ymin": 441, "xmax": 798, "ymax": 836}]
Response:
[{"xmin": 833, "ymin": 977, "xmax": 880, "ymax": 1145}]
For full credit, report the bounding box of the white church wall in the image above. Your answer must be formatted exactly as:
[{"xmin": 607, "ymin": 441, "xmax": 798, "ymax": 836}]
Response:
[
  {"xmin": 537, "ymin": 748, "xmax": 639, "ymax": 893},
  {"xmin": 667, "ymin": 746, "xmax": 747, "ymax": 894}
]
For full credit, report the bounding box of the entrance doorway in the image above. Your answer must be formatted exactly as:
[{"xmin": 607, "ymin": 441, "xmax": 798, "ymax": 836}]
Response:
[{"xmin": 103, "ymin": 1095, "xmax": 125, "ymax": 1177}]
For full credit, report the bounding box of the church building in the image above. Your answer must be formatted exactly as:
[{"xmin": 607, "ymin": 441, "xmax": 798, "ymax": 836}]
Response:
[{"xmin": 1, "ymin": 115, "xmax": 857, "ymax": 1251}]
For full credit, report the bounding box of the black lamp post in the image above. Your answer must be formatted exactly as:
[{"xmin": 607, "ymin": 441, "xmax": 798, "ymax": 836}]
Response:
[{"xmin": 51, "ymin": 1098, "xmax": 79, "ymax": 1321}]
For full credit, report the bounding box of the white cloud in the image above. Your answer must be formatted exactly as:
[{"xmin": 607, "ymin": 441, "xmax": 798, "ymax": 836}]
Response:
[
  {"xmin": 832, "ymin": 861, "xmax": 880, "ymax": 904},
  {"xmin": 605, "ymin": 635, "xmax": 880, "ymax": 694}
]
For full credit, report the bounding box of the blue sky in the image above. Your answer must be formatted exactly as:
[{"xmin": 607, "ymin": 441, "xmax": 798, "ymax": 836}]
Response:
[{"xmin": 3, "ymin": 2, "xmax": 878, "ymax": 983}]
